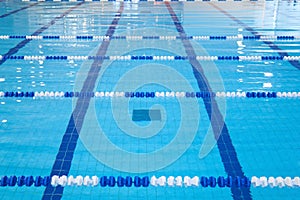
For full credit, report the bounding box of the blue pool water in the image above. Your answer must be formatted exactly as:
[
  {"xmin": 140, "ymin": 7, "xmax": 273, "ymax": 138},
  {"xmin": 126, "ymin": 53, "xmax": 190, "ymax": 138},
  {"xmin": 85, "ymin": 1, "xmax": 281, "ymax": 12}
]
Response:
[{"xmin": 0, "ymin": 0, "xmax": 300, "ymax": 199}]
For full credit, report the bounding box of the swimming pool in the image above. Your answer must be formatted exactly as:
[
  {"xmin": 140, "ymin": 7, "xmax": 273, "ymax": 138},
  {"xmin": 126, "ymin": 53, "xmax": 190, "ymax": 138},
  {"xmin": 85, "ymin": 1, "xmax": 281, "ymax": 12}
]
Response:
[{"xmin": 0, "ymin": 0, "xmax": 300, "ymax": 199}]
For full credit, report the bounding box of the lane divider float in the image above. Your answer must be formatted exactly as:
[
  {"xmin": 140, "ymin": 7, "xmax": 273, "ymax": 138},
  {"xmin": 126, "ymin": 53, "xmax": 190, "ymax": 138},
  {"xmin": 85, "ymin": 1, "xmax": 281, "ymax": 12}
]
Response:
[
  {"xmin": 21, "ymin": 0, "xmax": 276, "ymax": 2},
  {"xmin": 1, "ymin": 35, "xmax": 298, "ymax": 41},
  {"xmin": 1, "ymin": 91, "xmax": 300, "ymax": 98},
  {"xmin": 1, "ymin": 55, "xmax": 300, "ymax": 61},
  {"xmin": 1, "ymin": 175, "xmax": 299, "ymax": 188}
]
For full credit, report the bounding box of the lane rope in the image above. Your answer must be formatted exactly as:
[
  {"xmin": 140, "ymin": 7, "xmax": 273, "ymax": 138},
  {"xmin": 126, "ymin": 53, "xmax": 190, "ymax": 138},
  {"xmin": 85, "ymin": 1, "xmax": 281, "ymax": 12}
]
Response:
[
  {"xmin": 1, "ymin": 55, "xmax": 300, "ymax": 61},
  {"xmin": 21, "ymin": 0, "xmax": 275, "ymax": 2},
  {"xmin": 1, "ymin": 91, "xmax": 300, "ymax": 98},
  {"xmin": 1, "ymin": 175, "xmax": 299, "ymax": 188},
  {"xmin": 1, "ymin": 35, "xmax": 298, "ymax": 41}
]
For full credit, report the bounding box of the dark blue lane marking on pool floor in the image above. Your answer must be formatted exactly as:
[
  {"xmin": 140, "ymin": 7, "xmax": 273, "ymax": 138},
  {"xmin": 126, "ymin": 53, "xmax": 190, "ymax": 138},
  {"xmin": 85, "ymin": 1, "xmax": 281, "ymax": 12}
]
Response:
[
  {"xmin": 209, "ymin": 3, "xmax": 300, "ymax": 71},
  {"xmin": 0, "ymin": 2, "xmax": 84, "ymax": 66},
  {"xmin": 0, "ymin": 2, "xmax": 40, "ymax": 19},
  {"xmin": 165, "ymin": 2, "xmax": 252, "ymax": 200},
  {"xmin": 42, "ymin": 3, "xmax": 124, "ymax": 200},
  {"xmin": 132, "ymin": 109, "xmax": 162, "ymax": 121}
]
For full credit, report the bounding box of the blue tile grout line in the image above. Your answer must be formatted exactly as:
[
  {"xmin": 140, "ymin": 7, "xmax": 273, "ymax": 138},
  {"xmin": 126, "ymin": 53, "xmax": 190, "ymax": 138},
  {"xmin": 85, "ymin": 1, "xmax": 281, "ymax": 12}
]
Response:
[
  {"xmin": 0, "ymin": 2, "xmax": 85, "ymax": 66},
  {"xmin": 0, "ymin": 2, "xmax": 40, "ymax": 18},
  {"xmin": 165, "ymin": 2, "xmax": 252, "ymax": 200},
  {"xmin": 41, "ymin": 3, "xmax": 124, "ymax": 200},
  {"xmin": 209, "ymin": 2, "xmax": 300, "ymax": 71}
]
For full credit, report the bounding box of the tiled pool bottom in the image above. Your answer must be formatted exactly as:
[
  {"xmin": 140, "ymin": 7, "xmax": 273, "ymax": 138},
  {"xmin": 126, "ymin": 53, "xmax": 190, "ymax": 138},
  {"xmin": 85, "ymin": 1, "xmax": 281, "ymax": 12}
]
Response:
[{"xmin": 1, "ymin": 0, "xmax": 300, "ymax": 199}]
